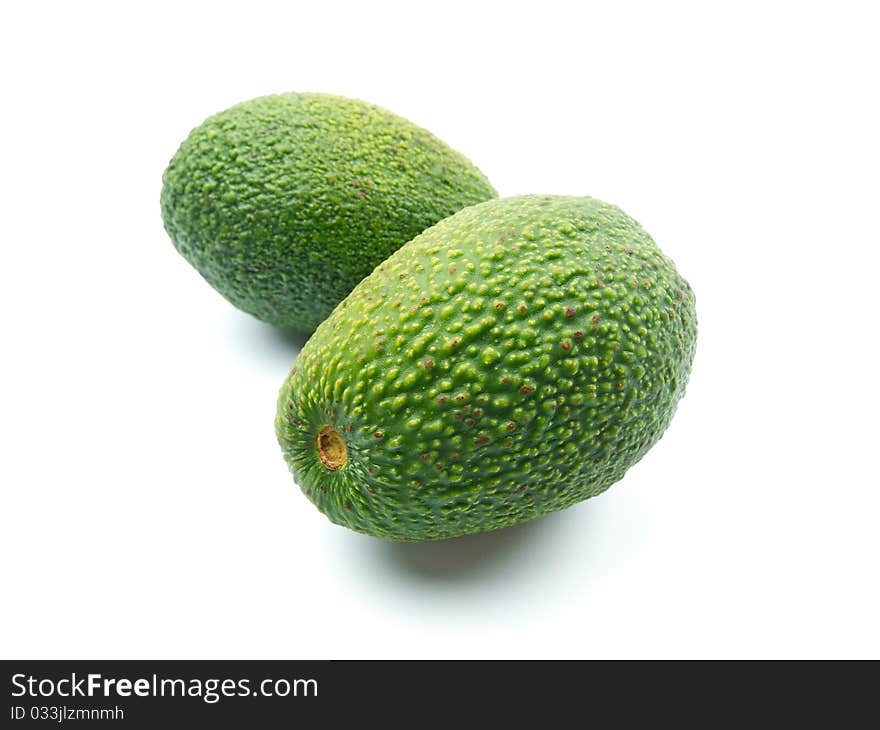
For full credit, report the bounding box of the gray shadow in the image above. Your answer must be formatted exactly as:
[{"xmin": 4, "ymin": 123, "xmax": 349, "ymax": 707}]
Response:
[
  {"xmin": 263, "ymin": 323, "xmax": 310, "ymax": 352},
  {"xmin": 368, "ymin": 507, "xmax": 582, "ymax": 584},
  {"xmin": 222, "ymin": 310, "xmax": 310, "ymax": 372}
]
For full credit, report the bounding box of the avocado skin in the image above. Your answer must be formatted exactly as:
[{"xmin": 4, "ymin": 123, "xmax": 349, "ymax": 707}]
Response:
[
  {"xmin": 160, "ymin": 93, "xmax": 496, "ymax": 333},
  {"xmin": 276, "ymin": 196, "xmax": 697, "ymax": 541}
]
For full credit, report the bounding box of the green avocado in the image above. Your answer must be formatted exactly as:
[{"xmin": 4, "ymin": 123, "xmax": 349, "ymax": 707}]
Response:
[
  {"xmin": 276, "ymin": 195, "xmax": 697, "ymax": 541},
  {"xmin": 160, "ymin": 93, "xmax": 496, "ymax": 333}
]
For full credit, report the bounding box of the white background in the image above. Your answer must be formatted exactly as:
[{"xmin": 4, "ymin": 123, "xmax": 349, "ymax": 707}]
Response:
[{"xmin": 2, "ymin": 1, "xmax": 878, "ymax": 659}]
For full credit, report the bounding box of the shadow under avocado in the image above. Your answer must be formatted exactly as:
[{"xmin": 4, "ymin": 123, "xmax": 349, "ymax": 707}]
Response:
[
  {"xmin": 369, "ymin": 508, "xmax": 581, "ymax": 583},
  {"xmin": 223, "ymin": 310, "xmax": 310, "ymax": 370},
  {"xmin": 263, "ymin": 322, "xmax": 310, "ymax": 352}
]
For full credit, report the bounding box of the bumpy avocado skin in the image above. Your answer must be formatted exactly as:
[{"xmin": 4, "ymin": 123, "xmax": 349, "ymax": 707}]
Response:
[
  {"xmin": 276, "ymin": 196, "xmax": 697, "ymax": 540},
  {"xmin": 160, "ymin": 93, "xmax": 496, "ymax": 333}
]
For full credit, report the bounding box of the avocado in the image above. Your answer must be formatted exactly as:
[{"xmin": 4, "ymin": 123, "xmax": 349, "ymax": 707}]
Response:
[
  {"xmin": 160, "ymin": 93, "xmax": 496, "ymax": 333},
  {"xmin": 276, "ymin": 195, "xmax": 697, "ymax": 540}
]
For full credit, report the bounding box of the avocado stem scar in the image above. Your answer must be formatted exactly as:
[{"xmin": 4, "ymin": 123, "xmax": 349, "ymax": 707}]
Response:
[{"xmin": 316, "ymin": 425, "xmax": 347, "ymax": 470}]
